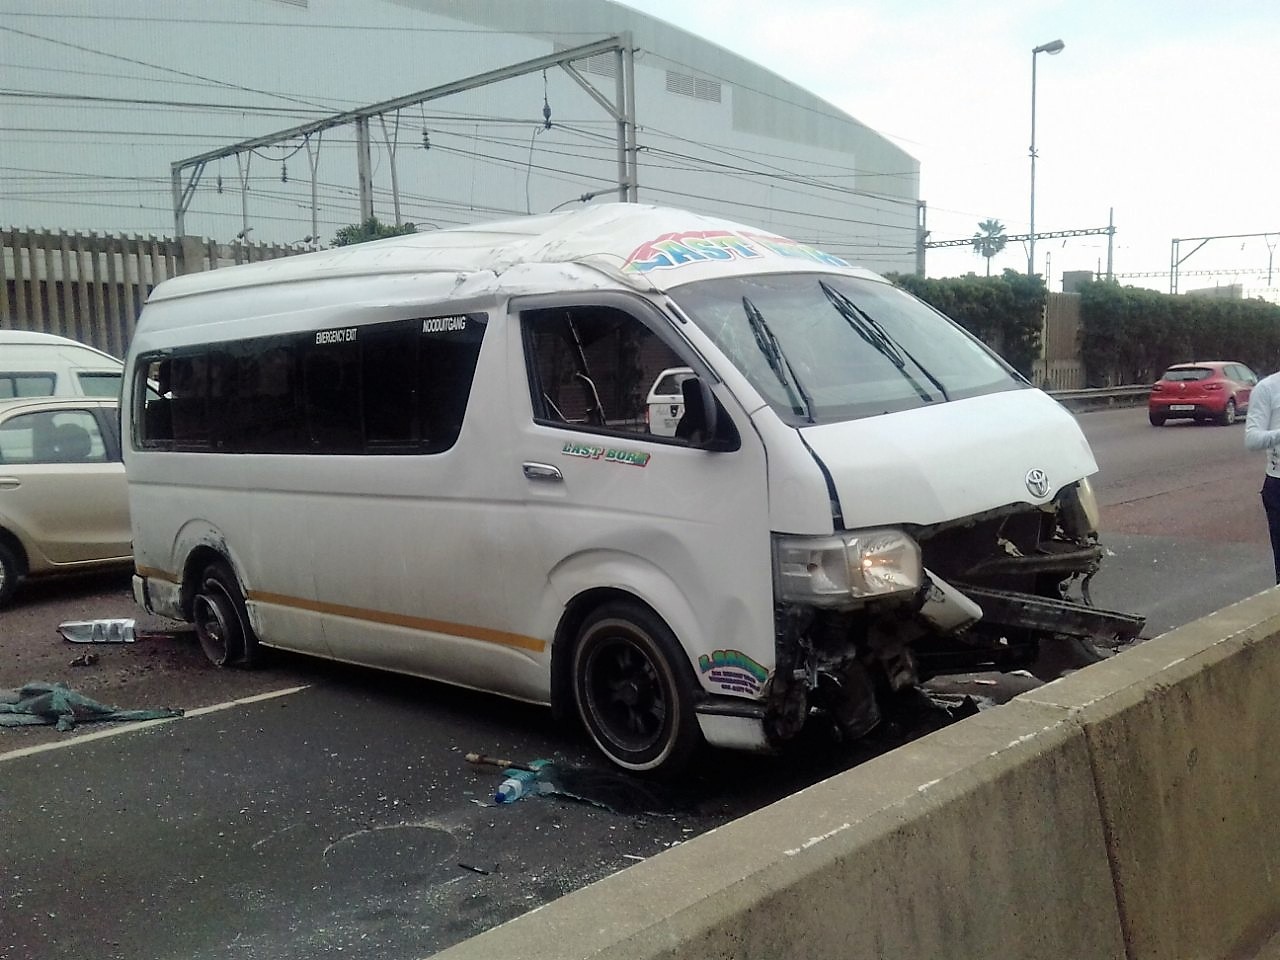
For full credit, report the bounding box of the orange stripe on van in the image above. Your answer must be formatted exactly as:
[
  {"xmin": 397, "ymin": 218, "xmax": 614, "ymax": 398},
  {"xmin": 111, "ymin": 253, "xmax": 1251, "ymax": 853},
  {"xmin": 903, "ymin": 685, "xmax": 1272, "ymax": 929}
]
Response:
[{"xmin": 247, "ymin": 590, "xmax": 547, "ymax": 654}]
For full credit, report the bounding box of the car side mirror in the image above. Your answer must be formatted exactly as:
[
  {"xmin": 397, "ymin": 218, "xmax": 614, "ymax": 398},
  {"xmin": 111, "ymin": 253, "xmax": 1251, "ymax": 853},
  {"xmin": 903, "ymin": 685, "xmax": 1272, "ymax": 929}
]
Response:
[{"xmin": 676, "ymin": 377, "xmax": 738, "ymax": 451}]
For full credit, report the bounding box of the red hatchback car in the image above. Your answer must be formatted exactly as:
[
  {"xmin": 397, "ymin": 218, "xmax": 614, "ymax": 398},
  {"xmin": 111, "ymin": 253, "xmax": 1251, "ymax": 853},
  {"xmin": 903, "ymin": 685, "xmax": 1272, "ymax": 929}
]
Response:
[{"xmin": 1148, "ymin": 361, "xmax": 1258, "ymax": 426}]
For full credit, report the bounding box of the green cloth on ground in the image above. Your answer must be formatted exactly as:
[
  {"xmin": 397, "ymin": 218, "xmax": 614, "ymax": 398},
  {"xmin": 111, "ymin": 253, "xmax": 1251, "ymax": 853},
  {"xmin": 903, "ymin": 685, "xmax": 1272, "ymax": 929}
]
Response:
[{"xmin": 0, "ymin": 682, "xmax": 183, "ymax": 732}]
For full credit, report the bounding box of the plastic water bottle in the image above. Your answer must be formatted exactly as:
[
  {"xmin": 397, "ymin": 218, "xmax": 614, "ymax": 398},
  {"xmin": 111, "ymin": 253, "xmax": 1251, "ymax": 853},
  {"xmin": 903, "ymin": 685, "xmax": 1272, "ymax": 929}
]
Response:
[{"xmin": 493, "ymin": 760, "xmax": 554, "ymax": 804}]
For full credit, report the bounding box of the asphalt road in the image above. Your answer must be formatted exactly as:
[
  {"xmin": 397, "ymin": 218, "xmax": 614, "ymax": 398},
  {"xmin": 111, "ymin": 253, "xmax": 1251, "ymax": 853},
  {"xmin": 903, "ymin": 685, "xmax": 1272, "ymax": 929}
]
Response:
[{"xmin": 1, "ymin": 404, "xmax": 1274, "ymax": 960}]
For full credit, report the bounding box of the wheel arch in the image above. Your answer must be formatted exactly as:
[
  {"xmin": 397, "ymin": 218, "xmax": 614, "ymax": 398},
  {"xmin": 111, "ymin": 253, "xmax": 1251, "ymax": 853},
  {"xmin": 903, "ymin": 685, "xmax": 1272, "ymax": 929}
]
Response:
[
  {"xmin": 550, "ymin": 586, "xmax": 701, "ymax": 725},
  {"xmin": 179, "ymin": 543, "xmax": 235, "ymax": 620}
]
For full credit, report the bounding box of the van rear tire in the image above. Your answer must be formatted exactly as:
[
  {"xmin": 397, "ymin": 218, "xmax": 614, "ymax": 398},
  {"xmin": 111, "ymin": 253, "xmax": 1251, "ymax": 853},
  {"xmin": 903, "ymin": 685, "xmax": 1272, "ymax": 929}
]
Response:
[
  {"xmin": 571, "ymin": 601, "xmax": 701, "ymax": 776},
  {"xmin": 192, "ymin": 560, "xmax": 260, "ymax": 668}
]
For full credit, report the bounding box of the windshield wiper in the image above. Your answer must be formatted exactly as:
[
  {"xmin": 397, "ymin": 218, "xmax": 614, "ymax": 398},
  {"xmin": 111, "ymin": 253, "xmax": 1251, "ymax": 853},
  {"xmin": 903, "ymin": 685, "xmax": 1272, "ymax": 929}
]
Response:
[
  {"xmin": 742, "ymin": 295, "xmax": 815, "ymax": 422},
  {"xmin": 819, "ymin": 281, "xmax": 950, "ymax": 403}
]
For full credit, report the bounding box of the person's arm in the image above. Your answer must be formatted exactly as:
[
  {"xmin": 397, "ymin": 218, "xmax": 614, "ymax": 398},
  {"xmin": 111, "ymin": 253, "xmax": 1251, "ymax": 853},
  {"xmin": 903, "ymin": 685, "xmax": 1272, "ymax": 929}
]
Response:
[{"xmin": 1245, "ymin": 379, "xmax": 1280, "ymax": 450}]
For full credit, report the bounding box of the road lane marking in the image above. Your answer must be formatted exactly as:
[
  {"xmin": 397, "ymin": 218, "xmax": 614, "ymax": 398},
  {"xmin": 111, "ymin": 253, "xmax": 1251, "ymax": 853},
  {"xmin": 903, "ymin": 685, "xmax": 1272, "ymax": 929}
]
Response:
[{"xmin": 0, "ymin": 684, "xmax": 311, "ymax": 763}]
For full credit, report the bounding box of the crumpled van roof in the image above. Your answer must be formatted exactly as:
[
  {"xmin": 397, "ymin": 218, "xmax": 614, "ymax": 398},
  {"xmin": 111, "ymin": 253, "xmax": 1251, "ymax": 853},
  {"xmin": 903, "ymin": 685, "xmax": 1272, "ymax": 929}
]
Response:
[{"xmin": 147, "ymin": 203, "xmax": 882, "ymax": 304}]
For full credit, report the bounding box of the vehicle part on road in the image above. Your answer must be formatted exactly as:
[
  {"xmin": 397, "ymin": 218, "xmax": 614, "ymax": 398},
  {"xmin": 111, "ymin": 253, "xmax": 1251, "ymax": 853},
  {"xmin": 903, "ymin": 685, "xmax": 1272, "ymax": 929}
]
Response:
[
  {"xmin": 0, "ymin": 681, "xmax": 183, "ymax": 731},
  {"xmin": 191, "ymin": 561, "xmax": 261, "ymax": 668},
  {"xmin": 465, "ymin": 752, "xmax": 536, "ymax": 772},
  {"xmin": 572, "ymin": 602, "xmax": 701, "ymax": 776},
  {"xmin": 58, "ymin": 618, "xmax": 136, "ymax": 643}
]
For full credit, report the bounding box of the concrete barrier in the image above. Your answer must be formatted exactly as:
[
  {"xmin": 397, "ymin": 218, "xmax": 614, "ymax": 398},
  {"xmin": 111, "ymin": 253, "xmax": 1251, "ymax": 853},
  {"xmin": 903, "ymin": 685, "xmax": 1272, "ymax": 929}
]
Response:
[{"xmin": 432, "ymin": 589, "xmax": 1280, "ymax": 960}]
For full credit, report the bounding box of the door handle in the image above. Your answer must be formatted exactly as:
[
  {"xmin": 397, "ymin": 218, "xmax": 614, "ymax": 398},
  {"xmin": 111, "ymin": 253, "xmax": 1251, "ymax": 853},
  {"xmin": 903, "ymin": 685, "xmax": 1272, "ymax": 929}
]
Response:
[
  {"xmin": 522, "ymin": 462, "xmax": 563, "ymax": 482},
  {"xmin": 0, "ymin": 477, "xmax": 19, "ymax": 490}
]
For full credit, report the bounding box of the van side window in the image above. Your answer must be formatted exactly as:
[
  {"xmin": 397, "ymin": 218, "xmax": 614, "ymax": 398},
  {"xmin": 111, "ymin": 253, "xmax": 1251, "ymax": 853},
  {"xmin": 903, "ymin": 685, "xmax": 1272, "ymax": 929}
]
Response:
[
  {"xmin": 75, "ymin": 372, "xmax": 124, "ymax": 397},
  {"xmin": 522, "ymin": 305, "xmax": 688, "ymax": 438},
  {"xmin": 0, "ymin": 373, "xmax": 57, "ymax": 398},
  {"xmin": 135, "ymin": 313, "xmax": 486, "ymax": 454}
]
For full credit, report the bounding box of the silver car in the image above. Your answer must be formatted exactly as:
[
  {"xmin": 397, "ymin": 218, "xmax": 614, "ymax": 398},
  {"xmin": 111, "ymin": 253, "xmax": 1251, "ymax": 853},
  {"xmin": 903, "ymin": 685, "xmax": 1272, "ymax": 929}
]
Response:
[{"xmin": 0, "ymin": 396, "xmax": 130, "ymax": 605}]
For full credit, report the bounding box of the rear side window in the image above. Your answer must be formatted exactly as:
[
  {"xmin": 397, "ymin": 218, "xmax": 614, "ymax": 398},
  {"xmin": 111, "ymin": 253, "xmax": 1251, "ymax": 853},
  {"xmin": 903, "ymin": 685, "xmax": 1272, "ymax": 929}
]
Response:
[
  {"xmin": 136, "ymin": 313, "xmax": 486, "ymax": 454},
  {"xmin": 0, "ymin": 373, "xmax": 56, "ymax": 398},
  {"xmin": 1161, "ymin": 368, "xmax": 1211, "ymax": 382},
  {"xmin": 76, "ymin": 372, "xmax": 123, "ymax": 397},
  {"xmin": 0, "ymin": 409, "xmax": 108, "ymax": 464}
]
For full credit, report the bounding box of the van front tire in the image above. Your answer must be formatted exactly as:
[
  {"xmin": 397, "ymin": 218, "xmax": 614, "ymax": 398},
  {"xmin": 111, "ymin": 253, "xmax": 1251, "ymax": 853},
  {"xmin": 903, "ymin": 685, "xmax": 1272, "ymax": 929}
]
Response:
[
  {"xmin": 571, "ymin": 601, "xmax": 701, "ymax": 776},
  {"xmin": 192, "ymin": 560, "xmax": 260, "ymax": 668}
]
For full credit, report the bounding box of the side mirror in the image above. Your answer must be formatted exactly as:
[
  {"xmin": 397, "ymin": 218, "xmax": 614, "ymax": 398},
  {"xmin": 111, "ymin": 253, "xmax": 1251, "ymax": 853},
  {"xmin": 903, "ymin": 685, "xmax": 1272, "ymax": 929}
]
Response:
[{"xmin": 677, "ymin": 377, "xmax": 737, "ymax": 451}]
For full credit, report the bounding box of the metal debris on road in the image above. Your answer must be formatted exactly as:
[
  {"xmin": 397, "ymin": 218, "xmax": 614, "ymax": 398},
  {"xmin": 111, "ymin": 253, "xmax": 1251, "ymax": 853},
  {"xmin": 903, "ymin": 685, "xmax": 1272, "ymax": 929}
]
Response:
[{"xmin": 58, "ymin": 619, "xmax": 136, "ymax": 644}]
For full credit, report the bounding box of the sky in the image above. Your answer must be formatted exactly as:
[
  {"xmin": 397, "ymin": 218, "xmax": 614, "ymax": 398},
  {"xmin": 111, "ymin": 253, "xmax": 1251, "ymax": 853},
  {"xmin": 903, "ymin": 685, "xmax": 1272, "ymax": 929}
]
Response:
[{"xmin": 616, "ymin": 0, "xmax": 1280, "ymax": 292}]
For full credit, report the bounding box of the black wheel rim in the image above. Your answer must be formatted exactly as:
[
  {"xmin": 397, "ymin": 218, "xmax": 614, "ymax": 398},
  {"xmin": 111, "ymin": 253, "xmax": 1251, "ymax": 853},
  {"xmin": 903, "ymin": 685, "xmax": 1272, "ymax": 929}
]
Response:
[
  {"xmin": 583, "ymin": 634, "xmax": 668, "ymax": 754},
  {"xmin": 193, "ymin": 582, "xmax": 235, "ymax": 665}
]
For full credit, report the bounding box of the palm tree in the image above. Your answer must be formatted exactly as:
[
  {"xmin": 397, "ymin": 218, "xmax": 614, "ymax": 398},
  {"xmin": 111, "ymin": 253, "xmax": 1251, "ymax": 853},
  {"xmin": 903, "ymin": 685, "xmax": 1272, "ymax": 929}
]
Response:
[{"xmin": 972, "ymin": 219, "xmax": 1008, "ymax": 276}]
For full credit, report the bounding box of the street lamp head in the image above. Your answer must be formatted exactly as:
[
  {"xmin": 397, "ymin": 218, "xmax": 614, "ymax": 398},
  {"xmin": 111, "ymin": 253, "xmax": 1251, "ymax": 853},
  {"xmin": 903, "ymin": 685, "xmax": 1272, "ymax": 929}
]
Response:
[{"xmin": 1034, "ymin": 39, "xmax": 1065, "ymax": 55}]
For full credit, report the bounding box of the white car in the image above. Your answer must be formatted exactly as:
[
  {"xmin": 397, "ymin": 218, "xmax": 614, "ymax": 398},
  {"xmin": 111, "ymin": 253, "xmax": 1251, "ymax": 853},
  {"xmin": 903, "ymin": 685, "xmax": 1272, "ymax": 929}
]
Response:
[{"xmin": 645, "ymin": 366, "xmax": 695, "ymax": 437}]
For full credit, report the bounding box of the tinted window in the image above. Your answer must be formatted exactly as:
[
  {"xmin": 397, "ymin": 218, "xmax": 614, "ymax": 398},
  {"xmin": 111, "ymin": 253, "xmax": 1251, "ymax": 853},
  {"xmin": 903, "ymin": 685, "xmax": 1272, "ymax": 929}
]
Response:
[
  {"xmin": 1161, "ymin": 368, "xmax": 1211, "ymax": 382},
  {"xmin": 137, "ymin": 314, "xmax": 486, "ymax": 454},
  {"xmin": 76, "ymin": 372, "xmax": 124, "ymax": 397},
  {"xmin": 0, "ymin": 373, "xmax": 56, "ymax": 398},
  {"xmin": 0, "ymin": 409, "xmax": 107, "ymax": 464},
  {"xmin": 523, "ymin": 305, "xmax": 688, "ymax": 437}
]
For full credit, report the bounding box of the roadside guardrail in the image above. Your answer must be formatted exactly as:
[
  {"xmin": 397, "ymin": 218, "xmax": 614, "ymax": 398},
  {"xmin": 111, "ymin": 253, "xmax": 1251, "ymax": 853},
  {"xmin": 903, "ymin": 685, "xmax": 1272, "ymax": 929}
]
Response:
[{"xmin": 1048, "ymin": 384, "xmax": 1150, "ymax": 411}]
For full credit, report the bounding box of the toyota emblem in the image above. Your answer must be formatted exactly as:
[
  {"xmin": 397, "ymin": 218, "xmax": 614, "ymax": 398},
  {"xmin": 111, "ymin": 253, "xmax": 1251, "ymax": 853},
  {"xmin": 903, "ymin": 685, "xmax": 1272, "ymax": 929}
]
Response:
[{"xmin": 1025, "ymin": 468, "xmax": 1050, "ymax": 499}]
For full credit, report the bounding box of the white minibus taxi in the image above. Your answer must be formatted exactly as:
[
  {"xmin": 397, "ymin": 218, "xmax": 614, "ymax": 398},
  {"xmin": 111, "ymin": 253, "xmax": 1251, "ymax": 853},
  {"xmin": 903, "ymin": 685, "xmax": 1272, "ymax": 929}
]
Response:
[
  {"xmin": 123, "ymin": 204, "xmax": 1140, "ymax": 774},
  {"xmin": 1, "ymin": 331, "xmax": 124, "ymax": 399}
]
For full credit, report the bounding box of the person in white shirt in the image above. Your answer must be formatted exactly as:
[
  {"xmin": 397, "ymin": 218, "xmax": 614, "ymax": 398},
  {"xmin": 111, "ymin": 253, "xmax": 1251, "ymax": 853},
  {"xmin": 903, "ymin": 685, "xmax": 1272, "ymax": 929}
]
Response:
[{"xmin": 1244, "ymin": 370, "xmax": 1280, "ymax": 583}]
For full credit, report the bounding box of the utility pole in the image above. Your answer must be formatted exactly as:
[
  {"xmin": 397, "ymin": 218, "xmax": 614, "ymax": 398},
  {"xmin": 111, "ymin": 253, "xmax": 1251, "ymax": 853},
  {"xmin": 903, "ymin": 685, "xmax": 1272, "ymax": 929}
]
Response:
[
  {"xmin": 915, "ymin": 200, "xmax": 928, "ymax": 276},
  {"xmin": 355, "ymin": 117, "xmax": 374, "ymax": 224}
]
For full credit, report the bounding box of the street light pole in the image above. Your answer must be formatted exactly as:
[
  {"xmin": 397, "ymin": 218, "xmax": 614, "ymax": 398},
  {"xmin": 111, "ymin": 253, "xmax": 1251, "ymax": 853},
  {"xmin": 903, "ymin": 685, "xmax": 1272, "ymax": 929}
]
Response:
[{"xmin": 1029, "ymin": 38, "xmax": 1065, "ymax": 277}]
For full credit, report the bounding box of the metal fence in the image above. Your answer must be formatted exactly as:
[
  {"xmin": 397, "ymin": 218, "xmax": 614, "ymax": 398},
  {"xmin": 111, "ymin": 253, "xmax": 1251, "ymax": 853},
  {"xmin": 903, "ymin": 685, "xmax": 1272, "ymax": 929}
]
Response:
[{"xmin": 1, "ymin": 229, "xmax": 306, "ymax": 358}]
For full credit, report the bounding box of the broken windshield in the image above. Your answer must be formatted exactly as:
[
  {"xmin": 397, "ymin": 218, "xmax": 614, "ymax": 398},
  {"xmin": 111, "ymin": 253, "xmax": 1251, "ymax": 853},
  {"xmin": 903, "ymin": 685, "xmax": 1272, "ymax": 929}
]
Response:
[{"xmin": 670, "ymin": 273, "xmax": 1026, "ymax": 425}]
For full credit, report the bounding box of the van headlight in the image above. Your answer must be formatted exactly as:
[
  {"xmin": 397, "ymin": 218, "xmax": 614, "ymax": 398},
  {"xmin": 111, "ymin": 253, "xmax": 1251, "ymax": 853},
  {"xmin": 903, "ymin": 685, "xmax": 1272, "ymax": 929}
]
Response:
[
  {"xmin": 1055, "ymin": 477, "xmax": 1101, "ymax": 539},
  {"xmin": 1076, "ymin": 477, "xmax": 1101, "ymax": 534},
  {"xmin": 773, "ymin": 530, "xmax": 922, "ymax": 608}
]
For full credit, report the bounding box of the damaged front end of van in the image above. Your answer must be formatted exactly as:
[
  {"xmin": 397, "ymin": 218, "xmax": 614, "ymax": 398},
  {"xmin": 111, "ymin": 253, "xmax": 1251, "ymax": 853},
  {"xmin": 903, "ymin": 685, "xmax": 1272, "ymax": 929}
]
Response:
[{"xmin": 761, "ymin": 475, "xmax": 1144, "ymax": 747}]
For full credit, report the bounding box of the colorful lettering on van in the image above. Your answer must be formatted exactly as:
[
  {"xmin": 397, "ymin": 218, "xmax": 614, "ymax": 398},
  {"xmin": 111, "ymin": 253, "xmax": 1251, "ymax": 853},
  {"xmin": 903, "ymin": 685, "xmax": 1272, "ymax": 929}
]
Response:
[
  {"xmin": 623, "ymin": 230, "xmax": 848, "ymax": 274},
  {"xmin": 697, "ymin": 649, "xmax": 769, "ymax": 695},
  {"xmin": 561, "ymin": 441, "xmax": 651, "ymax": 467}
]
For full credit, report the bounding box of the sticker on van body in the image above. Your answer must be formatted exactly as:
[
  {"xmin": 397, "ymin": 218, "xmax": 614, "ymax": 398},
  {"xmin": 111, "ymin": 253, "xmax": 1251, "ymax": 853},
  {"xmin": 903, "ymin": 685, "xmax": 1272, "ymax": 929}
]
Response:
[
  {"xmin": 623, "ymin": 230, "xmax": 849, "ymax": 275},
  {"xmin": 698, "ymin": 649, "xmax": 769, "ymax": 696},
  {"xmin": 561, "ymin": 441, "xmax": 650, "ymax": 467},
  {"xmin": 422, "ymin": 315, "xmax": 469, "ymax": 334}
]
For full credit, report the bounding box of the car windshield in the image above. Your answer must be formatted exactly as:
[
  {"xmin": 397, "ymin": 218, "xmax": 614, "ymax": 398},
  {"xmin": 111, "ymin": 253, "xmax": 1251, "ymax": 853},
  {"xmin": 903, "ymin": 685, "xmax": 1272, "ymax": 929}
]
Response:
[
  {"xmin": 1161, "ymin": 368, "xmax": 1212, "ymax": 382},
  {"xmin": 669, "ymin": 272, "xmax": 1026, "ymax": 425}
]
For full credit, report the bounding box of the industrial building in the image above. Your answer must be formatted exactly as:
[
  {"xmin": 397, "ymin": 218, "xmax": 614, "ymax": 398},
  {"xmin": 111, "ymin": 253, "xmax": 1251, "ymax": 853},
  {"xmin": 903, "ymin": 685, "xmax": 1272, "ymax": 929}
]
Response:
[{"xmin": 1, "ymin": 0, "xmax": 920, "ymax": 272}]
